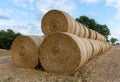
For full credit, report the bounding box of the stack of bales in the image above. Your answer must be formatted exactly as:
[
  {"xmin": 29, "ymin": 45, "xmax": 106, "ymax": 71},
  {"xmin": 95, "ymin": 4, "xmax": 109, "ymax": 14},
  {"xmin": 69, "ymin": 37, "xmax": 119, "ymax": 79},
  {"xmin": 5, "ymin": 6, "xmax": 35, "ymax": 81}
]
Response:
[
  {"xmin": 40, "ymin": 10, "xmax": 111, "ymax": 75},
  {"xmin": 40, "ymin": 32, "xmax": 111, "ymax": 75},
  {"xmin": 11, "ymin": 10, "xmax": 111, "ymax": 75},
  {"xmin": 41, "ymin": 10, "xmax": 106, "ymax": 41}
]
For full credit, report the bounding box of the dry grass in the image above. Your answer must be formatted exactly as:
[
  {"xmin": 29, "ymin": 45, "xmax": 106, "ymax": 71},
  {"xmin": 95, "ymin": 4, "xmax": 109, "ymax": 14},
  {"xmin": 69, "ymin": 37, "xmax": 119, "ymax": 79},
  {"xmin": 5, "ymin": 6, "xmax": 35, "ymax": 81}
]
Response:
[
  {"xmin": 0, "ymin": 49, "xmax": 11, "ymax": 57},
  {"xmin": 75, "ymin": 46, "xmax": 120, "ymax": 82}
]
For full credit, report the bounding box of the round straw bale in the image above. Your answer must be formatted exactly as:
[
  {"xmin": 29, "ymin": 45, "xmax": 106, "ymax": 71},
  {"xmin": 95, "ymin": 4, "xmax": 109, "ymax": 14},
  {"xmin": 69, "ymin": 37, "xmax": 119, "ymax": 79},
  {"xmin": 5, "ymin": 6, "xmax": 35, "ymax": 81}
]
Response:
[
  {"xmin": 77, "ymin": 22, "xmax": 85, "ymax": 37},
  {"xmin": 104, "ymin": 37, "xmax": 107, "ymax": 42},
  {"xmin": 39, "ymin": 32, "xmax": 89, "ymax": 75},
  {"xmin": 74, "ymin": 21, "xmax": 79, "ymax": 36},
  {"xmin": 95, "ymin": 32, "xmax": 106, "ymax": 42},
  {"xmin": 92, "ymin": 30, "xmax": 97, "ymax": 39},
  {"xmin": 11, "ymin": 36, "xmax": 44, "ymax": 69},
  {"xmin": 41, "ymin": 10, "xmax": 85, "ymax": 37},
  {"xmin": 42, "ymin": 10, "xmax": 72, "ymax": 35},
  {"xmin": 89, "ymin": 40, "xmax": 102, "ymax": 56},
  {"xmin": 80, "ymin": 38, "xmax": 93, "ymax": 60},
  {"xmin": 94, "ymin": 31, "xmax": 98, "ymax": 40},
  {"xmin": 96, "ymin": 32, "xmax": 101, "ymax": 41},
  {"xmin": 99, "ymin": 35, "xmax": 104, "ymax": 41},
  {"xmin": 102, "ymin": 35, "xmax": 107, "ymax": 42},
  {"xmin": 83, "ymin": 26, "xmax": 89, "ymax": 38},
  {"xmin": 62, "ymin": 11, "xmax": 77, "ymax": 33},
  {"xmin": 101, "ymin": 42, "xmax": 107, "ymax": 53},
  {"xmin": 89, "ymin": 29, "xmax": 94, "ymax": 39}
]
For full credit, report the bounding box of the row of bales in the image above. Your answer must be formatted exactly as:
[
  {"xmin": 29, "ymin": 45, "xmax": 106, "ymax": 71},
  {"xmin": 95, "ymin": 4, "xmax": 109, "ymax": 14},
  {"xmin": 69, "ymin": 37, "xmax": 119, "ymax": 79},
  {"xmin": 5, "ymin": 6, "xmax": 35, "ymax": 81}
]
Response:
[{"xmin": 11, "ymin": 10, "xmax": 111, "ymax": 75}]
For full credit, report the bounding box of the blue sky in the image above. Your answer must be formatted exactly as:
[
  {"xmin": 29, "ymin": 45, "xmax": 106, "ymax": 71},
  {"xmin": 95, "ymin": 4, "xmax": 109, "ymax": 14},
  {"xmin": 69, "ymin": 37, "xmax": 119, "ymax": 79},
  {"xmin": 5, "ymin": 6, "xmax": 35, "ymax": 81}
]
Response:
[{"xmin": 0, "ymin": 0, "xmax": 120, "ymax": 42}]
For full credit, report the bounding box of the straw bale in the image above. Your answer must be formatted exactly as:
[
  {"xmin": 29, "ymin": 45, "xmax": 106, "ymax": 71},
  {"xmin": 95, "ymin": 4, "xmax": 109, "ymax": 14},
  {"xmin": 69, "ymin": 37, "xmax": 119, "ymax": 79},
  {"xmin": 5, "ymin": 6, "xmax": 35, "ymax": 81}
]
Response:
[
  {"xmin": 89, "ymin": 40, "xmax": 102, "ymax": 56},
  {"xmin": 40, "ymin": 32, "xmax": 89, "ymax": 75},
  {"xmin": 11, "ymin": 36, "xmax": 44, "ymax": 69}
]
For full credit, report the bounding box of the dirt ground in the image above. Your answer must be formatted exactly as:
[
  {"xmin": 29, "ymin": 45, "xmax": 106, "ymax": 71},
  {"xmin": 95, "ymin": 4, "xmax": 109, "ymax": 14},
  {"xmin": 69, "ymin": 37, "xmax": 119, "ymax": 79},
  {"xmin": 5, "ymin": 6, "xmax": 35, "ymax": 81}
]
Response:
[{"xmin": 0, "ymin": 46, "xmax": 120, "ymax": 82}]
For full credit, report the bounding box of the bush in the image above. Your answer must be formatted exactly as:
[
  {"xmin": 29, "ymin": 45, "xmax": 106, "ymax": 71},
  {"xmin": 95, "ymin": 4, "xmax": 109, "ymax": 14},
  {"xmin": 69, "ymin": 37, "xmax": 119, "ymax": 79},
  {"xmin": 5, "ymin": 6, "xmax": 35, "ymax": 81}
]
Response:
[{"xmin": 0, "ymin": 29, "xmax": 22, "ymax": 49}]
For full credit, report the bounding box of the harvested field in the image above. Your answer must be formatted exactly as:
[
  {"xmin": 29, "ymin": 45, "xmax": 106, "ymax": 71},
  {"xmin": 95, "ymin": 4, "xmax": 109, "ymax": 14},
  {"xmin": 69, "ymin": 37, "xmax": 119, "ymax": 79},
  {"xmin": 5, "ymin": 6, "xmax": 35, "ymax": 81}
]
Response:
[
  {"xmin": 0, "ymin": 51, "xmax": 81, "ymax": 82},
  {"xmin": 0, "ymin": 49, "xmax": 11, "ymax": 57},
  {"xmin": 0, "ymin": 46, "xmax": 120, "ymax": 82}
]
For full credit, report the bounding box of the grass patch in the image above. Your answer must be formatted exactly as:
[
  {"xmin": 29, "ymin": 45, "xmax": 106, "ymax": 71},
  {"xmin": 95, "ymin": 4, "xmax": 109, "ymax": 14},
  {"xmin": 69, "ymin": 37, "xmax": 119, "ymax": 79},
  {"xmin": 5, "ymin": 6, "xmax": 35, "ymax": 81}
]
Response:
[{"xmin": 2, "ymin": 77, "xmax": 13, "ymax": 82}]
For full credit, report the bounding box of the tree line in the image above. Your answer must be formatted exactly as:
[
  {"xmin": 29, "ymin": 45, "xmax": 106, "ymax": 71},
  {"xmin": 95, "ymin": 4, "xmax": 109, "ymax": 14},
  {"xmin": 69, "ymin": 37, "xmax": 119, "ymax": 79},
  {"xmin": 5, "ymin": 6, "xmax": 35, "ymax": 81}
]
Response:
[
  {"xmin": 76, "ymin": 16, "xmax": 110, "ymax": 40},
  {"xmin": 76, "ymin": 16, "xmax": 119, "ymax": 44}
]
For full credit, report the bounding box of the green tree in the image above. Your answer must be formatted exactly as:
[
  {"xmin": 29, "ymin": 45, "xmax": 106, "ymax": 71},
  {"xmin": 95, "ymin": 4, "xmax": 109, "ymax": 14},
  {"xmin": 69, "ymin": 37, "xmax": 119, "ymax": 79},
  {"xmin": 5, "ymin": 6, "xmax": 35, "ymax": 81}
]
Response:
[
  {"xmin": 76, "ymin": 15, "xmax": 97, "ymax": 30},
  {"xmin": 0, "ymin": 29, "xmax": 22, "ymax": 49},
  {"xmin": 76, "ymin": 16, "xmax": 110, "ymax": 39},
  {"xmin": 110, "ymin": 37, "xmax": 118, "ymax": 44},
  {"xmin": 96, "ymin": 24, "xmax": 110, "ymax": 40}
]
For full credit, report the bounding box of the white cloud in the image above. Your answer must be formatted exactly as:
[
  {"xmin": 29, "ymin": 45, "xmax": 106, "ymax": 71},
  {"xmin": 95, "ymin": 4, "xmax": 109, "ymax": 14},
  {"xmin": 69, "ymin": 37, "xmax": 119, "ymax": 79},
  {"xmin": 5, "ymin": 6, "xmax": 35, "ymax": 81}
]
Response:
[
  {"xmin": 0, "ymin": 23, "xmax": 43, "ymax": 35},
  {"xmin": 80, "ymin": 0, "xmax": 99, "ymax": 4},
  {"xmin": 0, "ymin": 7, "xmax": 29, "ymax": 21},
  {"xmin": 10, "ymin": 0, "xmax": 78, "ymax": 21},
  {"xmin": 106, "ymin": 0, "xmax": 120, "ymax": 20},
  {"xmin": 106, "ymin": 0, "xmax": 120, "ymax": 42},
  {"xmin": 0, "ymin": 15, "xmax": 10, "ymax": 20},
  {"xmin": 36, "ymin": 0, "xmax": 77, "ymax": 15},
  {"xmin": 0, "ymin": 1, "xmax": 42, "ymax": 35},
  {"xmin": 106, "ymin": 0, "xmax": 120, "ymax": 8},
  {"xmin": 106, "ymin": 19, "xmax": 120, "ymax": 41},
  {"xmin": 0, "ymin": 8, "xmax": 14, "ymax": 16},
  {"xmin": 12, "ymin": 0, "xmax": 35, "ymax": 10},
  {"xmin": 0, "ymin": 18, "xmax": 43, "ymax": 35},
  {"xmin": 115, "ymin": 11, "xmax": 120, "ymax": 20},
  {"xmin": 11, "ymin": 0, "xmax": 77, "ymax": 15},
  {"xmin": 14, "ymin": 24, "xmax": 42, "ymax": 35},
  {"xmin": 88, "ymin": 12, "xmax": 97, "ymax": 18},
  {"xmin": 106, "ymin": 0, "xmax": 120, "ymax": 40},
  {"xmin": 12, "ymin": 0, "xmax": 27, "ymax": 8}
]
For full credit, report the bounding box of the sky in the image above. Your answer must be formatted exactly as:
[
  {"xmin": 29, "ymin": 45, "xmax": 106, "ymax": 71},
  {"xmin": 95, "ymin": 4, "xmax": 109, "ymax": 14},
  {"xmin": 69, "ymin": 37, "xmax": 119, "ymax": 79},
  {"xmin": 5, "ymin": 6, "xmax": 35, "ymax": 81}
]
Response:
[{"xmin": 0, "ymin": 0, "xmax": 120, "ymax": 42}]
